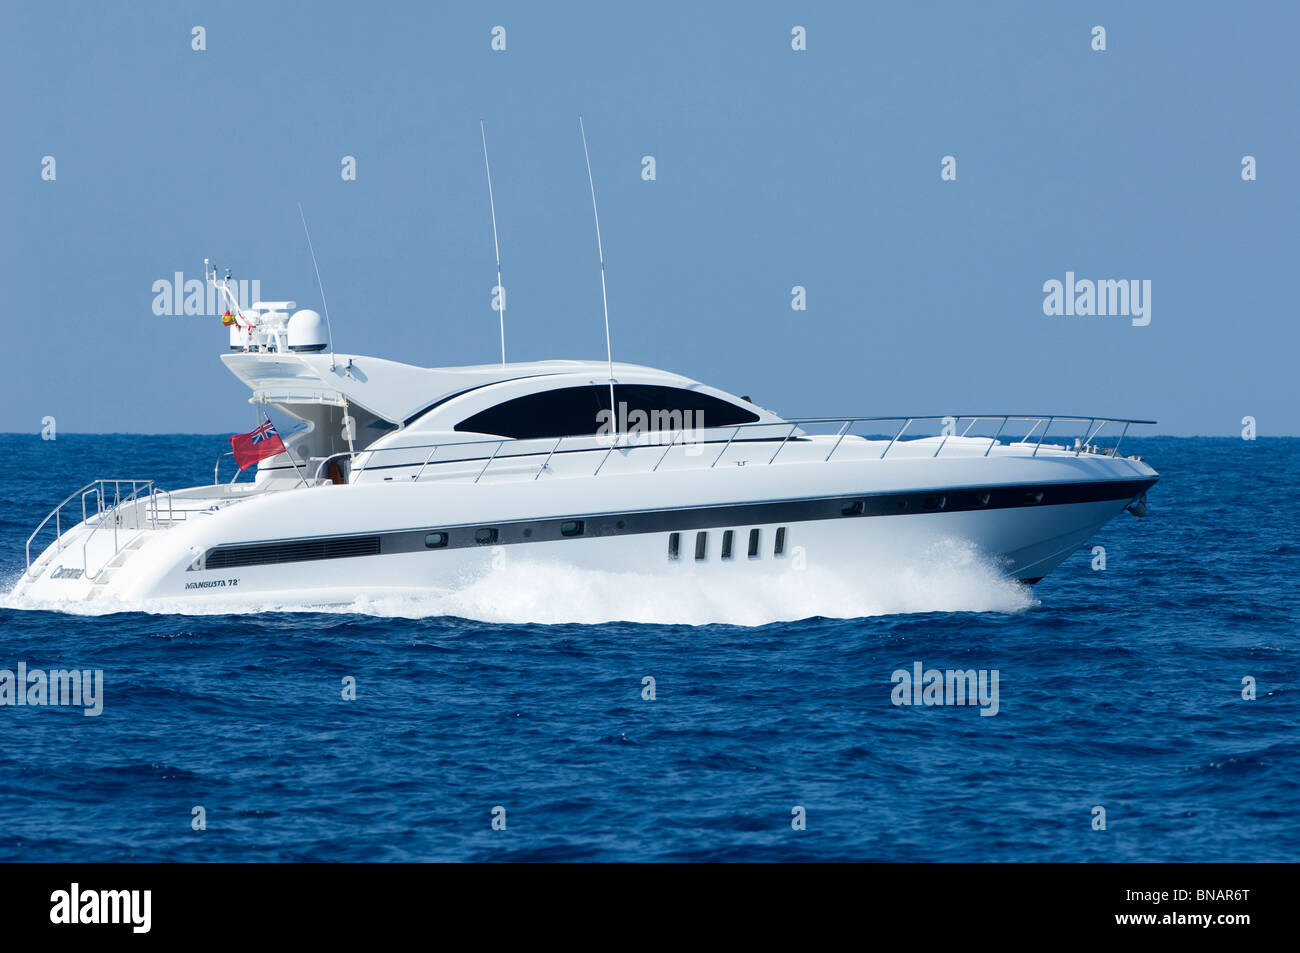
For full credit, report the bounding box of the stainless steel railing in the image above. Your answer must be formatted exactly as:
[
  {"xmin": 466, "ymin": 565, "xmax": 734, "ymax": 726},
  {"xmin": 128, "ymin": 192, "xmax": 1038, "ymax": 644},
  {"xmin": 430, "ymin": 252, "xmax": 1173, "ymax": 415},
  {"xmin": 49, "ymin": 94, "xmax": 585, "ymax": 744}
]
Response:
[
  {"xmin": 309, "ymin": 413, "xmax": 1155, "ymax": 488},
  {"xmin": 79, "ymin": 481, "xmax": 160, "ymax": 580},
  {"xmin": 25, "ymin": 479, "xmax": 160, "ymax": 576},
  {"xmin": 25, "ymin": 476, "xmax": 261, "ymax": 575}
]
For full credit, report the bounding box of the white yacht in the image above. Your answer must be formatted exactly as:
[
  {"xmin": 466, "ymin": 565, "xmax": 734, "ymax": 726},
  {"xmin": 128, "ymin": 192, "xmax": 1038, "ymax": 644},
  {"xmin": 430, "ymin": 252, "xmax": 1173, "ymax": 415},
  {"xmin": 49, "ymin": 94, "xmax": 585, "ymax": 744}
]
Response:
[{"xmin": 15, "ymin": 270, "xmax": 1158, "ymax": 610}]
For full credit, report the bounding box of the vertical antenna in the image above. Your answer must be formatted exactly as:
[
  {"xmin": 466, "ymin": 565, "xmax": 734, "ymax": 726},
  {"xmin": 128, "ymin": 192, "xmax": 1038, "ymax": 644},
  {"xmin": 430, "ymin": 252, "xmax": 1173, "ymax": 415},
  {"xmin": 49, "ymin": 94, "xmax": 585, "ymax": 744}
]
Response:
[
  {"xmin": 480, "ymin": 120, "xmax": 506, "ymax": 366},
  {"xmin": 298, "ymin": 203, "xmax": 337, "ymax": 371},
  {"xmin": 579, "ymin": 116, "xmax": 617, "ymax": 432}
]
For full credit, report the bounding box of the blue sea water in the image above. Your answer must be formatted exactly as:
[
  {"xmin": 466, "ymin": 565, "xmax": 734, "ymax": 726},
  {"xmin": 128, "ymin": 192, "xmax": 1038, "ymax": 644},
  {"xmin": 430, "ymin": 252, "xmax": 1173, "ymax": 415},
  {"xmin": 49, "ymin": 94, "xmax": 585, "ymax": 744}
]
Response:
[{"xmin": 0, "ymin": 434, "xmax": 1295, "ymax": 861}]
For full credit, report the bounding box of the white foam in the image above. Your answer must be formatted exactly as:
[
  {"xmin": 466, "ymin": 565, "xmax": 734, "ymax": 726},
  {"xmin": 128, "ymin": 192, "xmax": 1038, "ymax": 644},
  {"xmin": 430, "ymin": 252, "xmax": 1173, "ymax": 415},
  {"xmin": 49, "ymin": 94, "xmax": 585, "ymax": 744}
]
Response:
[{"xmin": 1, "ymin": 538, "xmax": 1036, "ymax": 626}]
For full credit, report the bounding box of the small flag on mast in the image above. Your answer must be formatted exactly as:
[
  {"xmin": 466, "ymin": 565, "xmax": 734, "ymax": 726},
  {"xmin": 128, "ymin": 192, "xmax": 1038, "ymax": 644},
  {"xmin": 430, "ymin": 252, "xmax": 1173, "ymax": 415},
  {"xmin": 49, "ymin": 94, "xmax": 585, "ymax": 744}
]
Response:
[{"xmin": 230, "ymin": 417, "xmax": 287, "ymax": 471}]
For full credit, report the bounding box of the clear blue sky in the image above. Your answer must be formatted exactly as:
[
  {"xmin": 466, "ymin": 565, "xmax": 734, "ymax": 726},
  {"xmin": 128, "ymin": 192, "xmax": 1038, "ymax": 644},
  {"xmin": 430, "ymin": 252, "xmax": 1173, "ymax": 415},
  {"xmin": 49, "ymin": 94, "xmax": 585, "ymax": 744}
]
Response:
[{"xmin": 3, "ymin": 1, "xmax": 1295, "ymax": 435}]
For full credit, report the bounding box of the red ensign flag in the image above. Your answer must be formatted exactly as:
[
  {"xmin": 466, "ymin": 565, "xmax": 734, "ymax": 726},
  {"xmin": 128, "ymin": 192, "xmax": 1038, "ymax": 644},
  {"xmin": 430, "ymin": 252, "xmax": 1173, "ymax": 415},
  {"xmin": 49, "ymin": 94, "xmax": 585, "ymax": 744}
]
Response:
[{"xmin": 230, "ymin": 418, "xmax": 287, "ymax": 470}]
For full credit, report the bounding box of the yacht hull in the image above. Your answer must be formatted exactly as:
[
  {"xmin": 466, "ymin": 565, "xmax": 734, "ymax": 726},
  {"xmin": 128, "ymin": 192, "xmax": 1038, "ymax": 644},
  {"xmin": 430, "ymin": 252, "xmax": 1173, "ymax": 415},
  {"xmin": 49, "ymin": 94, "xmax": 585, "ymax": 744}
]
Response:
[{"xmin": 12, "ymin": 447, "xmax": 1157, "ymax": 612}]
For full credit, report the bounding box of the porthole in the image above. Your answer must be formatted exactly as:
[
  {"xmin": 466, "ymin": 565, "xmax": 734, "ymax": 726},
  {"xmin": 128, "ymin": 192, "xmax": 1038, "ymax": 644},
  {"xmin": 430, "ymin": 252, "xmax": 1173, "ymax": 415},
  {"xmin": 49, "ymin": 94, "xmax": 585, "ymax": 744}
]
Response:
[
  {"xmin": 774, "ymin": 527, "xmax": 787, "ymax": 556},
  {"xmin": 721, "ymin": 530, "xmax": 734, "ymax": 560},
  {"xmin": 668, "ymin": 532, "xmax": 681, "ymax": 560},
  {"xmin": 922, "ymin": 495, "xmax": 946, "ymax": 511},
  {"xmin": 475, "ymin": 528, "xmax": 498, "ymax": 545},
  {"xmin": 1023, "ymin": 490, "xmax": 1044, "ymax": 505},
  {"xmin": 747, "ymin": 528, "xmax": 761, "ymax": 558},
  {"xmin": 424, "ymin": 532, "xmax": 448, "ymax": 549},
  {"xmin": 842, "ymin": 500, "xmax": 865, "ymax": 516},
  {"xmin": 694, "ymin": 531, "xmax": 708, "ymax": 561},
  {"xmin": 560, "ymin": 520, "xmax": 585, "ymax": 537}
]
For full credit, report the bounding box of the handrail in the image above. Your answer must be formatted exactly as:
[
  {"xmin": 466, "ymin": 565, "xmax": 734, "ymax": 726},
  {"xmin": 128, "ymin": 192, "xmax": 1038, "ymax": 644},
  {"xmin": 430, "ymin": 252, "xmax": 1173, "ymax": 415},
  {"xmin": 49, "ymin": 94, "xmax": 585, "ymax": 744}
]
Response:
[
  {"xmin": 882, "ymin": 418, "xmax": 912, "ymax": 459},
  {"xmin": 984, "ymin": 417, "xmax": 1009, "ymax": 457},
  {"xmin": 713, "ymin": 424, "xmax": 742, "ymax": 467},
  {"xmin": 652, "ymin": 430, "xmax": 679, "ymax": 472},
  {"xmin": 80, "ymin": 480, "xmax": 156, "ymax": 580},
  {"xmin": 414, "ymin": 445, "xmax": 439, "ymax": 482},
  {"xmin": 305, "ymin": 413, "xmax": 1157, "ymax": 488},
  {"xmin": 768, "ymin": 422, "xmax": 801, "ymax": 465},
  {"xmin": 474, "ymin": 441, "xmax": 506, "ymax": 484},
  {"xmin": 213, "ymin": 451, "xmax": 235, "ymax": 485},
  {"xmin": 26, "ymin": 480, "xmax": 103, "ymax": 574},
  {"xmin": 24, "ymin": 478, "xmax": 160, "ymax": 577},
  {"xmin": 148, "ymin": 487, "xmax": 176, "ymax": 526},
  {"xmin": 1032, "ymin": 417, "xmax": 1055, "ymax": 457},
  {"xmin": 26, "ymin": 479, "xmax": 163, "ymax": 575},
  {"xmin": 534, "ymin": 436, "xmax": 564, "ymax": 480}
]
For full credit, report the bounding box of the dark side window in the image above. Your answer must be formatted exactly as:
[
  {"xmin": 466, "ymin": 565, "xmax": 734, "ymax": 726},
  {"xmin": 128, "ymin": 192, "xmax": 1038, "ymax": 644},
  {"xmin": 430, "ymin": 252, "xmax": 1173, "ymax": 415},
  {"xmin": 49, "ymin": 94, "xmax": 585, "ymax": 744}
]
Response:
[{"xmin": 453, "ymin": 384, "xmax": 759, "ymax": 440}]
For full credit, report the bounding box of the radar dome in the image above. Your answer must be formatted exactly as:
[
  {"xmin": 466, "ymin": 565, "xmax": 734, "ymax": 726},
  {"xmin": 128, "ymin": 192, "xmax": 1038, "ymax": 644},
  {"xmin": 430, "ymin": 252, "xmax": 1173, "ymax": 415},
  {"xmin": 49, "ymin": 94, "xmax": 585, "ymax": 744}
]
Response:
[{"xmin": 287, "ymin": 309, "xmax": 327, "ymax": 352}]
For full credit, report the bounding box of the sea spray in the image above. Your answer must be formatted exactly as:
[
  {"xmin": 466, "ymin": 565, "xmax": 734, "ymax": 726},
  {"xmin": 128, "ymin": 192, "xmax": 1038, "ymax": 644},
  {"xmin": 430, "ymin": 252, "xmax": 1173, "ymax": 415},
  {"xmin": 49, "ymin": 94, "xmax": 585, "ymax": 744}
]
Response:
[{"xmin": 2, "ymin": 537, "xmax": 1036, "ymax": 626}]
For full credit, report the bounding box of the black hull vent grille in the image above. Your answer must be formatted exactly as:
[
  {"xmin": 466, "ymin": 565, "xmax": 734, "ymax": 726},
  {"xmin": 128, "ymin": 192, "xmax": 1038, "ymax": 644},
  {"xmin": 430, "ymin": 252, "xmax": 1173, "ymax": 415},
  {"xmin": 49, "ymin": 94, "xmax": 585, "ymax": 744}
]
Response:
[{"xmin": 205, "ymin": 535, "xmax": 381, "ymax": 570}]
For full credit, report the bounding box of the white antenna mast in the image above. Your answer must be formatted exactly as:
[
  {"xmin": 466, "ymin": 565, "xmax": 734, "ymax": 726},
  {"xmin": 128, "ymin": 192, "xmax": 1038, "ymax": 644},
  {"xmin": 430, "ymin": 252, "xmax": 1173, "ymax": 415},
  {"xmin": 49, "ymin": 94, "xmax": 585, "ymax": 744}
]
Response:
[
  {"xmin": 579, "ymin": 116, "xmax": 617, "ymax": 431},
  {"xmin": 297, "ymin": 204, "xmax": 337, "ymax": 371},
  {"xmin": 480, "ymin": 120, "xmax": 506, "ymax": 366}
]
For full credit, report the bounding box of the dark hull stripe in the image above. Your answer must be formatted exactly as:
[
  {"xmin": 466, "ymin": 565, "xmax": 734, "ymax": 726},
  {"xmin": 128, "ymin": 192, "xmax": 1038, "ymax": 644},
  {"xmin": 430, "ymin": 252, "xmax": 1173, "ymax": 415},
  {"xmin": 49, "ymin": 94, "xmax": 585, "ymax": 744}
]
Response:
[{"xmin": 194, "ymin": 477, "xmax": 1156, "ymax": 571}]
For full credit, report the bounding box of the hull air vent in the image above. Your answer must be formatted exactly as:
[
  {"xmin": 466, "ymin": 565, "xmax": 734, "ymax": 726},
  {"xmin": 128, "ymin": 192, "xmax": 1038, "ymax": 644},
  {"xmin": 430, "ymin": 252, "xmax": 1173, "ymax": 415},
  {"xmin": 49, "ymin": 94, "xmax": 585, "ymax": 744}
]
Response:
[{"xmin": 204, "ymin": 535, "xmax": 382, "ymax": 570}]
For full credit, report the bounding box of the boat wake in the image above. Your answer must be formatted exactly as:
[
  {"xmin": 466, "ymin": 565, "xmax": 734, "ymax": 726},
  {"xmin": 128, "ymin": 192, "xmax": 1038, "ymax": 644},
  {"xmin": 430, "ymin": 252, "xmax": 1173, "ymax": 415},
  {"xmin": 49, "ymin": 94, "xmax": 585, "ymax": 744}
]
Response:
[{"xmin": 1, "ymin": 538, "xmax": 1037, "ymax": 625}]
